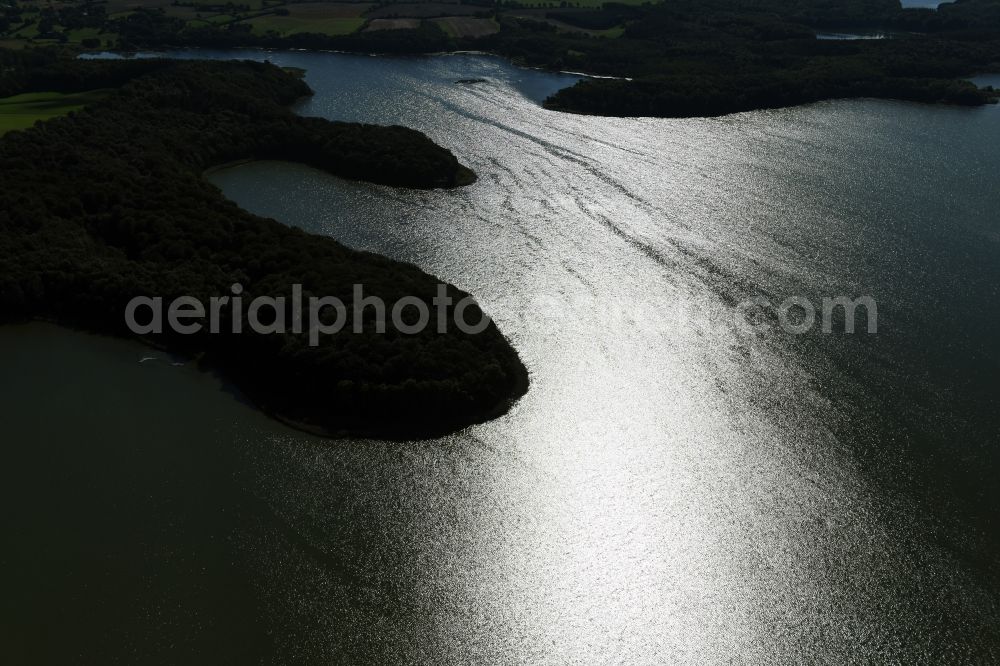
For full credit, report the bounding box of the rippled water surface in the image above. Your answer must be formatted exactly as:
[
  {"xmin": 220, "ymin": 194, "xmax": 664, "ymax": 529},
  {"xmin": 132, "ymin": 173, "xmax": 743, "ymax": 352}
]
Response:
[{"xmin": 3, "ymin": 51, "xmax": 999, "ymax": 664}]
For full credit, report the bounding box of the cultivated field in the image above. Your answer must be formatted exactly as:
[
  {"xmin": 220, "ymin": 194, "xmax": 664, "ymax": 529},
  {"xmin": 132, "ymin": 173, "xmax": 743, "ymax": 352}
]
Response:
[
  {"xmin": 431, "ymin": 16, "xmax": 498, "ymax": 38},
  {"xmin": 242, "ymin": 15, "xmax": 366, "ymax": 36},
  {"xmin": 365, "ymin": 18, "xmax": 422, "ymax": 31},
  {"xmin": 238, "ymin": 2, "xmax": 373, "ymax": 35},
  {"xmin": 103, "ymin": 0, "xmax": 175, "ymax": 12},
  {"xmin": 366, "ymin": 3, "xmax": 486, "ymax": 19},
  {"xmin": 514, "ymin": 0, "xmax": 648, "ymax": 6},
  {"xmin": 285, "ymin": 2, "xmax": 374, "ymax": 18}
]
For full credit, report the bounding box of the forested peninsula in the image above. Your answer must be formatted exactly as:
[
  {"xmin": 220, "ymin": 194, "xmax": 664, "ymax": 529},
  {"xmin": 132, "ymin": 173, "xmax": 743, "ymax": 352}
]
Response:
[
  {"xmin": 0, "ymin": 55, "xmax": 527, "ymax": 438},
  {"xmin": 535, "ymin": 0, "xmax": 1000, "ymax": 117}
]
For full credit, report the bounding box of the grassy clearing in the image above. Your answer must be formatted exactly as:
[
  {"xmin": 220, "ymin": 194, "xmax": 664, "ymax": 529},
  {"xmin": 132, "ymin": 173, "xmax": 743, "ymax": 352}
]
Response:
[
  {"xmin": 593, "ymin": 25, "xmax": 624, "ymax": 38},
  {"xmin": 0, "ymin": 90, "xmax": 111, "ymax": 136},
  {"xmin": 241, "ymin": 15, "xmax": 365, "ymax": 36},
  {"xmin": 11, "ymin": 22, "xmax": 40, "ymax": 39},
  {"xmin": 204, "ymin": 13, "xmax": 240, "ymax": 25},
  {"xmin": 65, "ymin": 27, "xmax": 117, "ymax": 45}
]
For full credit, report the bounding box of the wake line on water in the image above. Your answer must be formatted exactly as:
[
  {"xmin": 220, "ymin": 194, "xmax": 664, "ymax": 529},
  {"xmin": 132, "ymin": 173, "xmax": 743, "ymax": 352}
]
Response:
[{"xmin": 432, "ymin": 87, "xmax": 771, "ymax": 310}]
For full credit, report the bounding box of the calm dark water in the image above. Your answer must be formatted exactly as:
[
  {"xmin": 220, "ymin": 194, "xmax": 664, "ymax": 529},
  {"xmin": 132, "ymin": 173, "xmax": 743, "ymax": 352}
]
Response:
[
  {"xmin": 4, "ymin": 51, "xmax": 1000, "ymax": 664},
  {"xmin": 816, "ymin": 32, "xmax": 888, "ymax": 39}
]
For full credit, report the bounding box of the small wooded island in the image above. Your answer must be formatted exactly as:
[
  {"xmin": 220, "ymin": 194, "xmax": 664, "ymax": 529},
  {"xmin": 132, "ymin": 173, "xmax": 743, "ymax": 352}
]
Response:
[{"xmin": 0, "ymin": 55, "xmax": 527, "ymax": 439}]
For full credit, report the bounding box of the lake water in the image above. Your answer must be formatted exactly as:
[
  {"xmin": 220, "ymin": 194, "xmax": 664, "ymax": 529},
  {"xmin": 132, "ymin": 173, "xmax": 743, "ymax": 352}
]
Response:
[
  {"xmin": 4, "ymin": 50, "xmax": 999, "ymax": 663},
  {"xmin": 816, "ymin": 32, "xmax": 889, "ymax": 40},
  {"xmin": 970, "ymin": 73, "xmax": 1000, "ymax": 89}
]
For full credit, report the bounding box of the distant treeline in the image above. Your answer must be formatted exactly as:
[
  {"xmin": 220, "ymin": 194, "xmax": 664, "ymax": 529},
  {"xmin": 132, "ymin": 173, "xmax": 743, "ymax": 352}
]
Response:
[
  {"xmin": 95, "ymin": 0, "xmax": 1000, "ymax": 118},
  {"xmin": 0, "ymin": 55, "xmax": 527, "ymax": 438},
  {"xmin": 0, "ymin": 50, "xmax": 176, "ymax": 98}
]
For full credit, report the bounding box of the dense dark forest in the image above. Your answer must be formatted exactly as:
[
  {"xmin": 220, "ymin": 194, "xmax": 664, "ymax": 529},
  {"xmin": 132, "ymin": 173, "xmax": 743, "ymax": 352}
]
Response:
[
  {"xmin": 0, "ymin": 55, "xmax": 527, "ymax": 438},
  {"xmin": 0, "ymin": 49, "xmax": 175, "ymax": 97},
  {"xmin": 86, "ymin": 0, "xmax": 1000, "ymax": 117},
  {"xmin": 505, "ymin": 0, "xmax": 1000, "ymax": 116}
]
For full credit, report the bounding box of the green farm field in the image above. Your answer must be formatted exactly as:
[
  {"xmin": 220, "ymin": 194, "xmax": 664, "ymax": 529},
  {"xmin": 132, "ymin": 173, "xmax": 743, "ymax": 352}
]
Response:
[
  {"xmin": 241, "ymin": 15, "xmax": 366, "ymax": 36},
  {"xmin": 0, "ymin": 90, "xmax": 110, "ymax": 136},
  {"xmin": 512, "ymin": 0, "xmax": 649, "ymax": 6}
]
